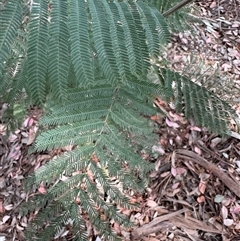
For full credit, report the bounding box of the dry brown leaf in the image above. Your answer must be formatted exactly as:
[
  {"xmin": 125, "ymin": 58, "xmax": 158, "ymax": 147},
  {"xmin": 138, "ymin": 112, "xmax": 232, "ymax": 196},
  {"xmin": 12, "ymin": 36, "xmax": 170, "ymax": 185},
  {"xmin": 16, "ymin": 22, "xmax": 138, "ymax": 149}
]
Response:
[
  {"xmin": 231, "ymin": 206, "xmax": 240, "ymax": 214},
  {"xmin": 27, "ymin": 127, "xmax": 38, "ymax": 145},
  {"xmin": 194, "ymin": 146, "xmax": 202, "ymax": 155},
  {"xmin": 171, "ymin": 167, "xmax": 187, "ymax": 177},
  {"xmin": 152, "ymin": 145, "xmax": 165, "ymax": 155},
  {"xmin": 147, "ymin": 200, "xmax": 158, "ymax": 208},
  {"xmin": 38, "ymin": 184, "xmax": 47, "ymax": 194},
  {"xmin": 4, "ymin": 204, "xmax": 13, "ymax": 211},
  {"xmin": 169, "ymin": 112, "xmax": 187, "ymax": 124},
  {"xmin": 210, "ymin": 2, "xmax": 216, "ymax": 8},
  {"xmin": 171, "ymin": 216, "xmax": 223, "ymax": 234},
  {"xmin": 197, "ymin": 195, "xmax": 205, "ymax": 203},
  {"xmin": 223, "ymin": 219, "xmax": 233, "ymax": 227},
  {"xmin": 160, "ymin": 171, "xmax": 170, "ymax": 178},
  {"xmin": 222, "ymin": 206, "xmax": 228, "ymax": 219},
  {"xmin": 189, "ymin": 126, "xmax": 201, "ymax": 132},
  {"xmin": 113, "ymin": 222, "xmax": 121, "ymax": 235},
  {"xmin": 132, "ymin": 209, "xmax": 187, "ymax": 239},
  {"xmin": 2, "ymin": 215, "xmax": 10, "ymax": 224},
  {"xmin": 198, "ymin": 182, "xmax": 206, "ymax": 194},
  {"xmin": 166, "ymin": 118, "xmax": 180, "ymax": 129}
]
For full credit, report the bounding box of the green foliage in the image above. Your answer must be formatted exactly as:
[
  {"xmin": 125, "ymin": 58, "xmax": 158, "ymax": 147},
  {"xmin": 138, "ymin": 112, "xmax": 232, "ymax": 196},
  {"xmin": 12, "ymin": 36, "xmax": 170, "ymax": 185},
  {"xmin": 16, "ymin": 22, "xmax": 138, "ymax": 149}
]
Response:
[
  {"xmin": 0, "ymin": 0, "xmax": 23, "ymax": 76},
  {"xmin": 142, "ymin": 0, "xmax": 197, "ymax": 32},
  {"xmin": 48, "ymin": 0, "xmax": 69, "ymax": 100},
  {"xmin": 0, "ymin": 0, "xmax": 27, "ymax": 101},
  {"xmin": 21, "ymin": 82, "xmax": 157, "ymax": 240},
  {"xmin": 157, "ymin": 68, "xmax": 236, "ymax": 134},
  {"xmin": 0, "ymin": 0, "xmax": 238, "ymax": 240}
]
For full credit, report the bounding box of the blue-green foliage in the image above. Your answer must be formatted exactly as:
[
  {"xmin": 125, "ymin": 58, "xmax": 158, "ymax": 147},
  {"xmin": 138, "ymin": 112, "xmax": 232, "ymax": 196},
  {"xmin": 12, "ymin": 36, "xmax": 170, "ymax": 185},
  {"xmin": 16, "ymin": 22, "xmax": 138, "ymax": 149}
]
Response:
[
  {"xmin": 0, "ymin": 0, "xmax": 237, "ymax": 240},
  {"xmin": 143, "ymin": 0, "xmax": 197, "ymax": 32}
]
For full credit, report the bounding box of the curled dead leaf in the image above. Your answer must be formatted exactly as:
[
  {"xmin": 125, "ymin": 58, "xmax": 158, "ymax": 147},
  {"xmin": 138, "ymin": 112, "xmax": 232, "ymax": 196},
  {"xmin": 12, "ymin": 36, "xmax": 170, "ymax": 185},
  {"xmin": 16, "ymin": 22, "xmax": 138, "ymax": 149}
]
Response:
[
  {"xmin": 4, "ymin": 204, "xmax": 13, "ymax": 211},
  {"xmin": 194, "ymin": 146, "xmax": 202, "ymax": 155},
  {"xmin": 223, "ymin": 218, "xmax": 233, "ymax": 227},
  {"xmin": 146, "ymin": 200, "xmax": 158, "ymax": 208},
  {"xmin": 171, "ymin": 167, "xmax": 187, "ymax": 177},
  {"xmin": 222, "ymin": 206, "xmax": 228, "ymax": 219},
  {"xmin": 198, "ymin": 181, "xmax": 206, "ymax": 194},
  {"xmin": 197, "ymin": 195, "xmax": 205, "ymax": 203},
  {"xmin": 38, "ymin": 185, "xmax": 47, "ymax": 194},
  {"xmin": 166, "ymin": 118, "xmax": 180, "ymax": 129},
  {"xmin": 2, "ymin": 215, "xmax": 10, "ymax": 224},
  {"xmin": 152, "ymin": 145, "xmax": 165, "ymax": 155}
]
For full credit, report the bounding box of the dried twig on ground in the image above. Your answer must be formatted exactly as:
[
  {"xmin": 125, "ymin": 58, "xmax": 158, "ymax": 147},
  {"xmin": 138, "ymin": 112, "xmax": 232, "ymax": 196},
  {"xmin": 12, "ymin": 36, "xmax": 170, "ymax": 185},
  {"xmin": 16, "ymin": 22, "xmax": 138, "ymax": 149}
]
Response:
[
  {"xmin": 176, "ymin": 149, "xmax": 240, "ymax": 198},
  {"xmin": 131, "ymin": 208, "xmax": 187, "ymax": 239}
]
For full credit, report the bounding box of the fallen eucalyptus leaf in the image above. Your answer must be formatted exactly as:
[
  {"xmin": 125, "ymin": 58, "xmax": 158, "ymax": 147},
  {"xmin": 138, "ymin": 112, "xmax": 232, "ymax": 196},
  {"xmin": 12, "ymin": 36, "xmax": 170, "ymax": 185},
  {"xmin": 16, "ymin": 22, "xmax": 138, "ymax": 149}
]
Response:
[
  {"xmin": 214, "ymin": 194, "xmax": 225, "ymax": 203},
  {"xmin": 2, "ymin": 215, "xmax": 10, "ymax": 224},
  {"xmin": 223, "ymin": 219, "xmax": 233, "ymax": 227},
  {"xmin": 4, "ymin": 204, "xmax": 13, "ymax": 210}
]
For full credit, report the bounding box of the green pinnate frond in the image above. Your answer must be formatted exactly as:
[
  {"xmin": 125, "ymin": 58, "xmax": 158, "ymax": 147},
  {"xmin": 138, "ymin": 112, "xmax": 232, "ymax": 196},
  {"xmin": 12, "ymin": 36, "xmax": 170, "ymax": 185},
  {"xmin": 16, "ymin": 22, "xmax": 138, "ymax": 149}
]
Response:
[
  {"xmin": 0, "ymin": 0, "xmax": 23, "ymax": 77},
  {"xmin": 35, "ymin": 120, "xmax": 104, "ymax": 150},
  {"xmin": 23, "ymin": 80, "xmax": 156, "ymax": 239},
  {"xmin": 159, "ymin": 69, "xmax": 236, "ymax": 134},
  {"xmin": 110, "ymin": 110, "xmax": 151, "ymax": 134},
  {"xmin": 41, "ymin": 107, "xmax": 109, "ymax": 125},
  {"xmin": 143, "ymin": 0, "xmax": 196, "ymax": 32},
  {"xmin": 68, "ymin": 84, "xmax": 115, "ymax": 99},
  {"xmin": 84, "ymin": 176, "xmax": 133, "ymax": 227},
  {"xmin": 119, "ymin": 89, "xmax": 157, "ymax": 115},
  {"xmin": 125, "ymin": 77, "xmax": 160, "ymax": 96},
  {"xmin": 52, "ymin": 96, "xmax": 113, "ymax": 114},
  {"xmin": 48, "ymin": 0, "xmax": 69, "ymax": 100},
  {"xmin": 36, "ymin": 131, "xmax": 99, "ymax": 151},
  {"xmin": 79, "ymin": 191, "xmax": 118, "ymax": 240},
  {"xmin": 25, "ymin": 146, "xmax": 93, "ymax": 191},
  {"xmin": 24, "ymin": 190, "xmax": 89, "ymax": 241},
  {"xmin": 113, "ymin": 102, "xmax": 148, "ymax": 124},
  {"xmin": 0, "ymin": 17, "xmax": 28, "ymax": 101},
  {"xmin": 120, "ymin": 1, "xmax": 149, "ymax": 77},
  {"xmin": 26, "ymin": 0, "xmax": 48, "ymax": 104},
  {"xmin": 136, "ymin": 1, "xmax": 169, "ymax": 55},
  {"xmin": 89, "ymin": 0, "xmax": 121, "ymax": 83},
  {"xmin": 24, "ymin": 172, "xmax": 129, "ymax": 240},
  {"xmin": 0, "ymin": 3, "xmax": 27, "ymax": 102},
  {"xmin": 40, "ymin": 83, "xmax": 158, "ymax": 130},
  {"xmin": 69, "ymin": 203, "xmax": 89, "ymax": 241},
  {"xmin": 2, "ymin": 0, "xmax": 171, "ymax": 102},
  {"xmin": 69, "ymin": 0, "xmax": 95, "ymax": 87}
]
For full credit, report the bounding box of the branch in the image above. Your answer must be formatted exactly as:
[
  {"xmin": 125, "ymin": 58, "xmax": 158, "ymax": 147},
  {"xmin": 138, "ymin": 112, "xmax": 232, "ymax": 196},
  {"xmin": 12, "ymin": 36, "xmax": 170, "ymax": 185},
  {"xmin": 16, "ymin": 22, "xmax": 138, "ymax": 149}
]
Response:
[
  {"xmin": 131, "ymin": 209, "xmax": 187, "ymax": 240},
  {"xmin": 176, "ymin": 149, "xmax": 240, "ymax": 198},
  {"xmin": 163, "ymin": 0, "xmax": 194, "ymax": 17}
]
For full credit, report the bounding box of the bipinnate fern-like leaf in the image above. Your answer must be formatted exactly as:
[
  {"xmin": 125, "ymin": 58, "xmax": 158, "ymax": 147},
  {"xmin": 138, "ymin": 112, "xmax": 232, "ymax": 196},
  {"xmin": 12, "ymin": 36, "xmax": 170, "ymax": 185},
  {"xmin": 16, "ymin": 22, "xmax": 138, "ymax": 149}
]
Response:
[
  {"xmin": 23, "ymin": 0, "xmax": 169, "ymax": 104},
  {"xmin": 0, "ymin": 0, "xmax": 170, "ymax": 103},
  {"xmin": 1, "ymin": 0, "xmax": 239, "ymax": 240},
  {"xmin": 0, "ymin": 0, "xmax": 25, "ymax": 98},
  {"xmin": 143, "ymin": 0, "xmax": 196, "ymax": 32},
  {"xmin": 21, "ymin": 82, "xmax": 159, "ymax": 240},
  {"xmin": 69, "ymin": 0, "xmax": 95, "ymax": 88},
  {"xmin": 0, "ymin": 0, "xmax": 23, "ymax": 77},
  {"xmin": 48, "ymin": 0, "xmax": 69, "ymax": 100},
  {"xmin": 158, "ymin": 69, "xmax": 236, "ymax": 134},
  {"xmin": 26, "ymin": 0, "xmax": 49, "ymax": 105}
]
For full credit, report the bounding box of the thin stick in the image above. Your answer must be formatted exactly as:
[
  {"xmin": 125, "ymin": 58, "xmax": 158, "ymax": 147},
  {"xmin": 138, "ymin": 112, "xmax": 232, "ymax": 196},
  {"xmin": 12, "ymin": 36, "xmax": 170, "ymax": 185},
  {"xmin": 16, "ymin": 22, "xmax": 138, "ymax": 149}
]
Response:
[
  {"xmin": 132, "ymin": 209, "xmax": 187, "ymax": 239},
  {"xmin": 176, "ymin": 149, "xmax": 240, "ymax": 198},
  {"xmin": 163, "ymin": 0, "xmax": 194, "ymax": 17}
]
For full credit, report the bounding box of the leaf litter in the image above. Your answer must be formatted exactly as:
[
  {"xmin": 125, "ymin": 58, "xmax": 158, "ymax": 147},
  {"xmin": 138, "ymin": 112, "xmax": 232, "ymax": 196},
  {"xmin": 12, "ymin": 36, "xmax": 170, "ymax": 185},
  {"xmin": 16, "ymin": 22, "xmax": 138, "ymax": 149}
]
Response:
[{"xmin": 132, "ymin": 1, "xmax": 240, "ymax": 240}]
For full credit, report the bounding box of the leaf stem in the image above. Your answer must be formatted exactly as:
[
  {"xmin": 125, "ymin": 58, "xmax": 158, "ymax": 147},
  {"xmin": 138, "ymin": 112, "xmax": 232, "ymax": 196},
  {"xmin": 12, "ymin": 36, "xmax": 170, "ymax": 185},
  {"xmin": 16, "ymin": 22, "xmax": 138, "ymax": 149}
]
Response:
[{"xmin": 163, "ymin": 0, "xmax": 194, "ymax": 17}]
